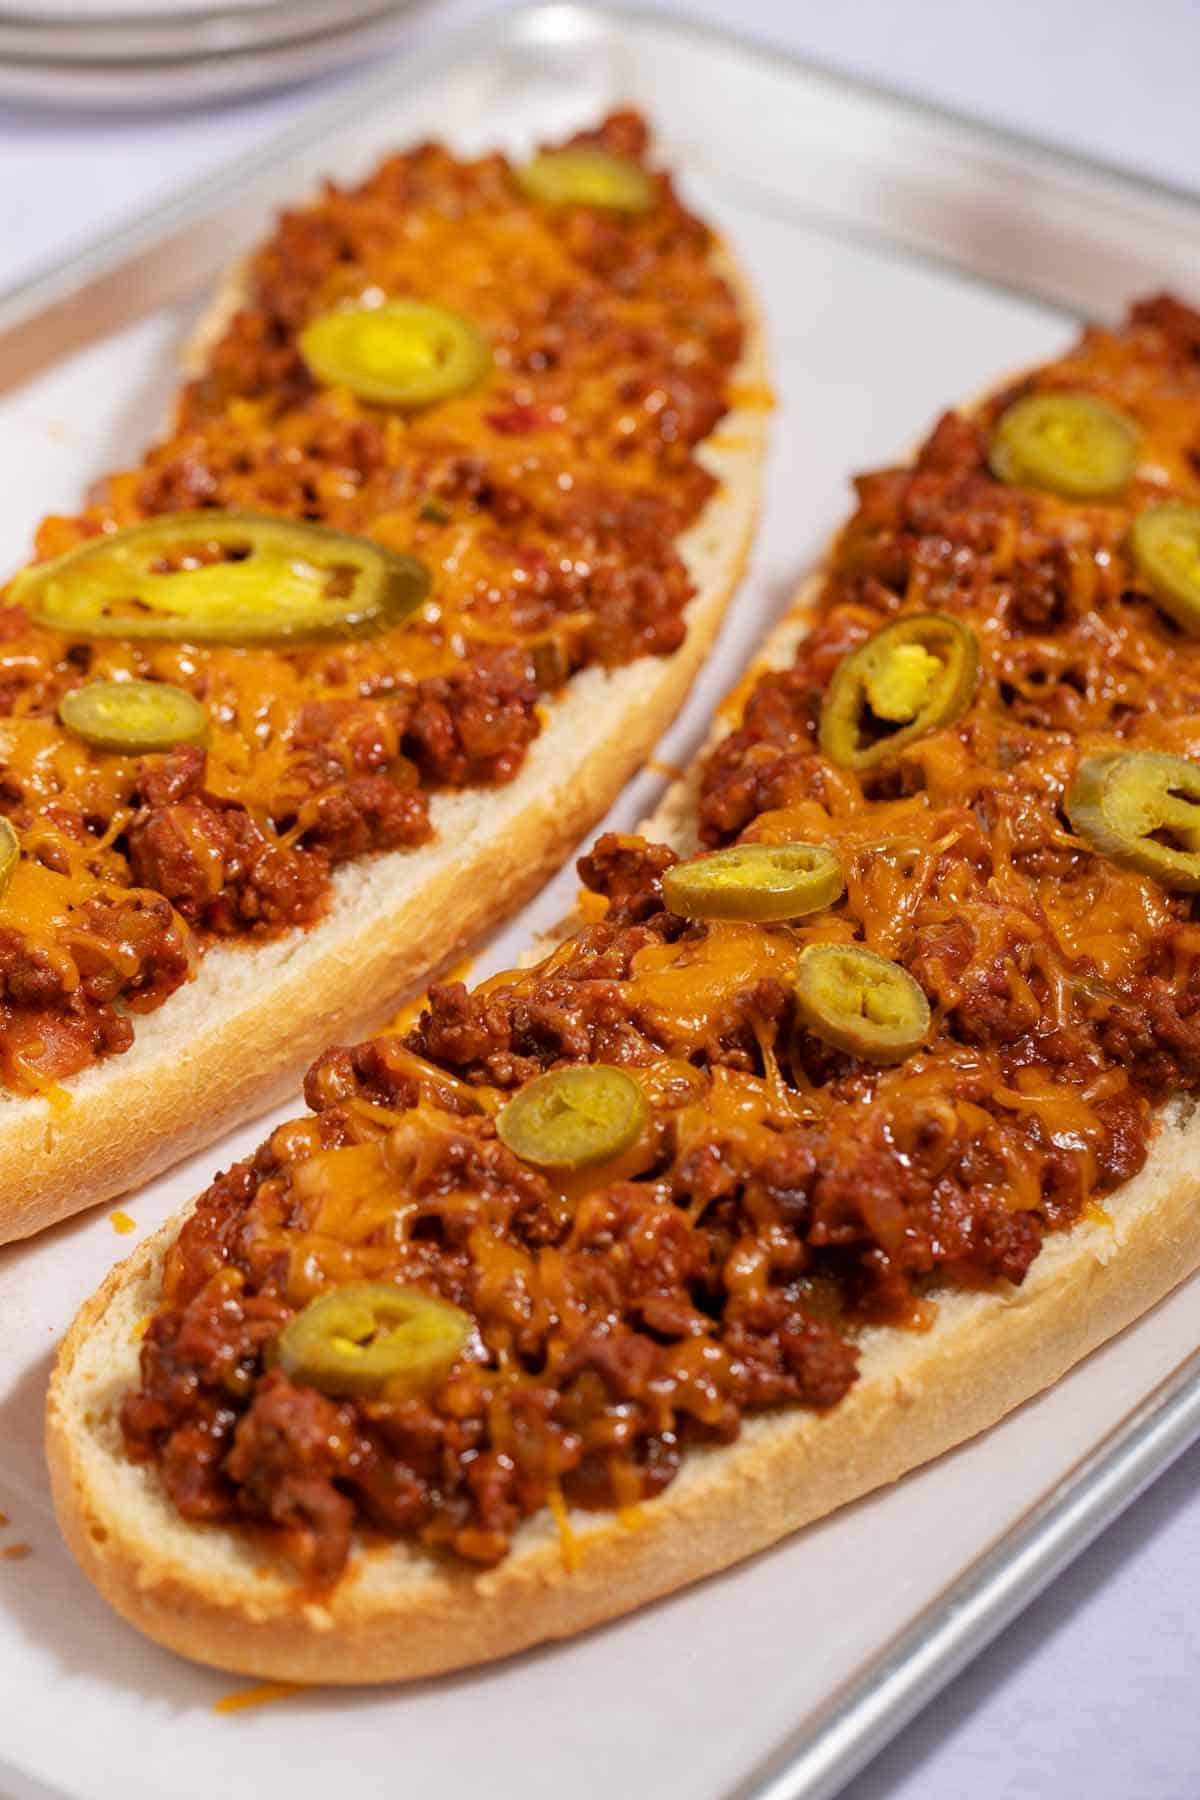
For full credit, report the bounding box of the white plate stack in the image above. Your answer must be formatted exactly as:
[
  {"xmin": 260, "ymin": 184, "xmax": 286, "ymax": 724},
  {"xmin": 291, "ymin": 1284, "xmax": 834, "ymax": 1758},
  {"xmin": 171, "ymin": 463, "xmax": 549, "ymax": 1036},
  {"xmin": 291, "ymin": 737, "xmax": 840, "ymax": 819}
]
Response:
[{"xmin": 0, "ymin": 0, "xmax": 425, "ymax": 105}]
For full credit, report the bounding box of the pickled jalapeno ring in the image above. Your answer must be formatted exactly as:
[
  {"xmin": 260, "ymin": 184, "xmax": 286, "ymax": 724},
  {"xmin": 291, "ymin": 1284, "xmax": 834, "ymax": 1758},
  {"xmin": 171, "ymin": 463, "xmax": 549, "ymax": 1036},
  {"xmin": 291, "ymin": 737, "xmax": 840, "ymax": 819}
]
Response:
[
  {"xmin": 988, "ymin": 391, "xmax": 1138, "ymax": 499},
  {"xmin": 794, "ymin": 942, "xmax": 931, "ymax": 1063},
  {"xmin": 1131, "ymin": 503, "xmax": 1200, "ymax": 636},
  {"xmin": 497, "ymin": 1065, "xmax": 647, "ymax": 1169},
  {"xmin": 662, "ymin": 842, "xmax": 844, "ymax": 922},
  {"xmin": 275, "ymin": 1281, "xmax": 471, "ymax": 1400},
  {"xmin": 515, "ymin": 148, "xmax": 654, "ymax": 213},
  {"xmin": 0, "ymin": 817, "xmax": 18, "ymax": 902},
  {"xmin": 58, "ymin": 679, "xmax": 208, "ymax": 754},
  {"xmin": 299, "ymin": 300, "xmax": 491, "ymax": 409},
  {"xmin": 1066, "ymin": 751, "xmax": 1200, "ymax": 890},
  {"xmin": 13, "ymin": 512, "xmax": 430, "ymax": 644},
  {"xmin": 819, "ymin": 613, "xmax": 979, "ymax": 771}
]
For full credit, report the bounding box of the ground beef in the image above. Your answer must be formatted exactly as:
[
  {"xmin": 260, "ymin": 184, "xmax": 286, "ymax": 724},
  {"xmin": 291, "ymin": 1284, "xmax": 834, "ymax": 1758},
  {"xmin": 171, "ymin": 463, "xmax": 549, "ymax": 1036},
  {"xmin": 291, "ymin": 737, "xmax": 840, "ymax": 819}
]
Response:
[
  {"xmin": 125, "ymin": 295, "xmax": 1200, "ymax": 1581},
  {"xmin": 0, "ymin": 107, "xmax": 741, "ymax": 1094}
]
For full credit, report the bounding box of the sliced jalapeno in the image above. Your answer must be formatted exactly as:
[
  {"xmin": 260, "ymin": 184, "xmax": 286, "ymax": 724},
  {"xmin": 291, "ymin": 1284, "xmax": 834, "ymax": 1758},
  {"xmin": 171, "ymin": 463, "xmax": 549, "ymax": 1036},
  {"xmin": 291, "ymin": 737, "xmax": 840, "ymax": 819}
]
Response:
[
  {"xmin": 1067, "ymin": 751, "xmax": 1200, "ymax": 890},
  {"xmin": 12, "ymin": 512, "xmax": 429, "ymax": 644},
  {"xmin": 275, "ymin": 1281, "xmax": 471, "ymax": 1400},
  {"xmin": 0, "ymin": 817, "xmax": 18, "ymax": 902},
  {"xmin": 299, "ymin": 300, "xmax": 491, "ymax": 409},
  {"xmin": 516, "ymin": 148, "xmax": 653, "ymax": 213},
  {"xmin": 794, "ymin": 942, "xmax": 930, "ymax": 1063},
  {"xmin": 663, "ymin": 842, "xmax": 844, "ymax": 923},
  {"xmin": 497, "ymin": 1065, "xmax": 647, "ymax": 1169},
  {"xmin": 58, "ymin": 679, "xmax": 208, "ymax": 754},
  {"xmin": 819, "ymin": 613, "xmax": 979, "ymax": 771},
  {"xmin": 988, "ymin": 391, "xmax": 1138, "ymax": 499},
  {"xmin": 1131, "ymin": 503, "xmax": 1200, "ymax": 635}
]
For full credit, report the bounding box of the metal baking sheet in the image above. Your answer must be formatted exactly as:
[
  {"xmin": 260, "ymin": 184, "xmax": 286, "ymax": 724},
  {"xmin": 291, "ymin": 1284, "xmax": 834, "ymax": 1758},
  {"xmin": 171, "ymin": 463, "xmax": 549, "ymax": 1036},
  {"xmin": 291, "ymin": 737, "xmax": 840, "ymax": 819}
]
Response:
[{"xmin": 2, "ymin": 9, "xmax": 1200, "ymax": 1798}]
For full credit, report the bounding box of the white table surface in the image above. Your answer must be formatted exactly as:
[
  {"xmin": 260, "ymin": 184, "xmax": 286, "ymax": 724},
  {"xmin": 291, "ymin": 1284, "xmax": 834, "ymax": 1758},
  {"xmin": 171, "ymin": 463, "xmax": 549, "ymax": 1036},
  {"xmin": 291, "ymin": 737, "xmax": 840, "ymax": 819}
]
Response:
[{"xmin": 3, "ymin": 3, "xmax": 1200, "ymax": 1797}]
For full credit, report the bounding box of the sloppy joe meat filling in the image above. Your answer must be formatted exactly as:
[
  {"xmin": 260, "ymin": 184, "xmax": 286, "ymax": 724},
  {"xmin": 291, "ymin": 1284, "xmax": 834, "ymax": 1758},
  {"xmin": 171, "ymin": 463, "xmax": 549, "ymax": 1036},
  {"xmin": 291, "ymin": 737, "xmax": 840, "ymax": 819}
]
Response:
[
  {"xmin": 0, "ymin": 110, "xmax": 743, "ymax": 1093},
  {"xmin": 123, "ymin": 296, "xmax": 1200, "ymax": 1580}
]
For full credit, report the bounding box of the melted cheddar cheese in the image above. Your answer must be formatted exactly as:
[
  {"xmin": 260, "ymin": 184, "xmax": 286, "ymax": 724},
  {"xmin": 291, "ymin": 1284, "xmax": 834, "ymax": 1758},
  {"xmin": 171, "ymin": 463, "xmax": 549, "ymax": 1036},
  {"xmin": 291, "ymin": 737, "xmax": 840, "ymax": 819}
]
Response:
[
  {"xmin": 0, "ymin": 110, "xmax": 742, "ymax": 1093},
  {"xmin": 123, "ymin": 295, "xmax": 1200, "ymax": 1581}
]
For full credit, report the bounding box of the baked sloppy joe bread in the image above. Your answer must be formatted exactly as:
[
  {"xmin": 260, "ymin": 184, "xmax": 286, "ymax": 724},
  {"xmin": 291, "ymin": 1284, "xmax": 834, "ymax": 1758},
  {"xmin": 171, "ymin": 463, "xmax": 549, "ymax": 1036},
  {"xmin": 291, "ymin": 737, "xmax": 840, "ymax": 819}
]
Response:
[
  {"xmin": 0, "ymin": 111, "xmax": 768, "ymax": 1241},
  {"xmin": 49, "ymin": 294, "xmax": 1200, "ymax": 1683}
]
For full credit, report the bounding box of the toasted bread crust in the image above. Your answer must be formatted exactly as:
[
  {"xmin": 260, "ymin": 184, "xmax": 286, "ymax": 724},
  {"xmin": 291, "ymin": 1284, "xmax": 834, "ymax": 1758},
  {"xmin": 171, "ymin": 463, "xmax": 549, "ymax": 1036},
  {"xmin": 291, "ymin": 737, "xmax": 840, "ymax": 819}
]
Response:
[
  {"xmin": 46, "ymin": 580, "xmax": 1200, "ymax": 1681},
  {"xmin": 0, "ymin": 245, "xmax": 767, "ymax": 1244}
]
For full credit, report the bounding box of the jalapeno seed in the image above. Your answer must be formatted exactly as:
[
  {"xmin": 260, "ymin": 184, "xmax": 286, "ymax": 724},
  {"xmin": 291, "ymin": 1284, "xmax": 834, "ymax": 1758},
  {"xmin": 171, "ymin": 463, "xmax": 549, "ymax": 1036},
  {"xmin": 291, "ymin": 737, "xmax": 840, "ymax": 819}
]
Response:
[
  {"xmin": 819, "ymin": 613, "xmax": 979, "ymax": 771},
  {"xmin": 988, "ymin": 391, "xmax": 1138, "ymax": 499},
  {"xmin": 663, "ymin": 842, "xmax": 844, "ymax": 923},
  {"xmin": 13, "ymin": 512, "xmax": 429, "ymax": 644},
  {"xmin": 299, "ymin": 300, "xmax": 491, "ymax": 410},
  {"xmin": 863, "ymin": 642, "xmax": 941, "ymax": 722},
  {"xmin": 794, "ymin": 942, "xmax": 931, "ymax": 1063},
  {"xmin": 516, "ymin": 148, "xmax": 653, "ymax": 213},
  {"xmin": 1067, "ymin": 751, "xmax": 1200, "ymax": 890},
  {"xmin": 497, "ymin": 1065, "xmax": 647, "ymax": 1170},
  {"xmin": 275, "ymin": 1282, "xmax": 471, "ymax": 1400}
]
